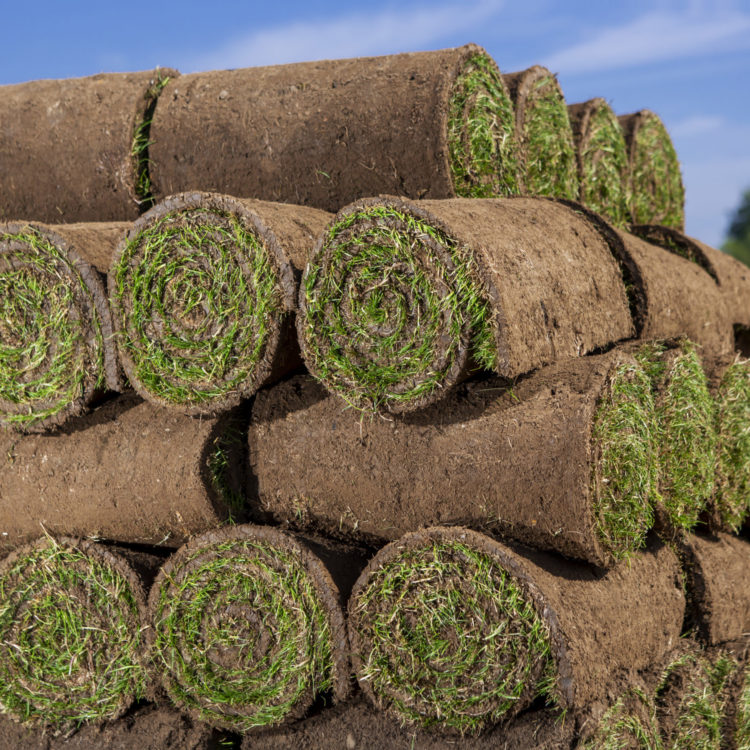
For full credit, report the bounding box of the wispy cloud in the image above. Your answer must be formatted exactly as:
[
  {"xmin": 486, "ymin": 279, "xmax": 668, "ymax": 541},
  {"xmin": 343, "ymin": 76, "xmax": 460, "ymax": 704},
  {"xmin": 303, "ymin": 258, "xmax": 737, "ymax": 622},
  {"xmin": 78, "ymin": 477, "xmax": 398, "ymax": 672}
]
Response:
[
  {"xmin": 544, "ymin": 7, "xmax": 750, "ymax": 75},
  {"xmin": 671, "ymin": 115, "xmax": 724, "ymax": 138},
  {"xmin": 185, "ymin": 0, "xmax": 504, "ymax": 72}
]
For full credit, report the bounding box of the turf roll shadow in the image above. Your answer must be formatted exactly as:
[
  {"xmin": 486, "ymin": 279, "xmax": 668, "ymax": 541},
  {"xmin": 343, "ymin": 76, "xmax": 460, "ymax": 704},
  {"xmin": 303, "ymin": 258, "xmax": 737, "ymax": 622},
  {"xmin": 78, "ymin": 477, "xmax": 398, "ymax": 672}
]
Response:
[
  {"xmin": 347, "ymin": 527, "xmax": 684, "ymax": 736},
  {"xmin": 298, "ymin": 196, "xmax": 633, "ymax": 414},
  {"xmin": 0, "ymin": 69, "xmax": 176, "ymax": 223},
  {"xmin": 0, "ymin": 394, "xmax": 250, "ymax": 550},
  {"xmin": 619, "ymin": 111, "xmax": 685, "ymax": 230},
  {"xmin": 0, "ymin": 536, "xmax": 152, "ymax": 730},
  {"xmin": 567, "ymin": 98, "xmax": 629, "ymax": 226},
  {"xmin": 108, "ymin": 192, "xmax": 330, "ymax": 414},
  {"xmin": 150, "ymin": 45, "xmax": 519, "ymax": 209},
  {"xmin": 149, "ymin": 524, "xmax": 349, "ymax": 733},
  {"xmin": 0, "ymin": 222, "xmax": 126, "ymax": 431},
  {"xmin": 502, "ymin": 66, "xmax": 578, "ymax": 200}
]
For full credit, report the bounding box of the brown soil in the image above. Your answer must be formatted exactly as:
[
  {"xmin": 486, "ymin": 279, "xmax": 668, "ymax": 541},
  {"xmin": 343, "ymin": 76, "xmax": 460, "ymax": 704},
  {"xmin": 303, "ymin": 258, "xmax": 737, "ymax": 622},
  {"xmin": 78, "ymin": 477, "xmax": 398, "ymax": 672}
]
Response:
[
  {"xmin": 243, "ymin": 696, "xmax": 574, "ymax": 750},
  {"xmin": 679, "ymin": 532, "xmax": 750, "ymax": 646},
  {"xmin": 349, "ymin": 528, "xmax": 684, "ymax": 718},
  {"xmin": 148, "ymin": 524, "xmax": 350, "ymax": 731},
  {"xmin": 0, "ymin": 393, "xmax": 251, "ymax": 551},
  {"xmin": 150, "ymin": 45, "xmax": 508, "ymax": 211},
  {"xmin": 250, "ymin": 349, "xmax": 643, "ymax": 566},
  {"xmin": 722, "ymin": 638, "xmax": 750, "ymax": 747},
  {"xmin": 0, "ymin": 70, "xmax": 177, "ymax": 223},
  {"xmin": 108, "ymin": 192, "xmax": 331, "ymax": 415}
]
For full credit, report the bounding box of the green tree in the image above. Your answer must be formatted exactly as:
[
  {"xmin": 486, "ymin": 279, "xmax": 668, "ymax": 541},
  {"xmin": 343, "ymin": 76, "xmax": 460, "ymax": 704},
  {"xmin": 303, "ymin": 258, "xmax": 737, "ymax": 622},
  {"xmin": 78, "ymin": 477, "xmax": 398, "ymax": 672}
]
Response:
[{"xmin": 723, "ymin": 187, "xmax": 750, "ymax": 267}]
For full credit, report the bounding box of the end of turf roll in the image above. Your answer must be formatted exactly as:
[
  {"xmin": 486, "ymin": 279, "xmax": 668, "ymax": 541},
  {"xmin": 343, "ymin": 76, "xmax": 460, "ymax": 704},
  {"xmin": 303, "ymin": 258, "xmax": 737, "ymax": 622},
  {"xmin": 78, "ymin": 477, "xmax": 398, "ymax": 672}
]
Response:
[
  {"xmin": 447, "ymin": 48, "xmax": 520, "ymax": 198},
  {"xmin": 0, "ymin": 224, "xmax": 114, "ymax": 431},
  {"xmin": 0, "ymin": 536, "xmax": 149, "ymax": 730},
  {"xmin": 149, "ymin": 525, "xmax": 349, "ymax": 733},
  {"xmin": 619, "ymin": 111, "xmax": 685, "ymax": 230},
  {"xmin": 582, "ymin": 685, "xmax": 659, "ymax": 750},
  {"xmin": 109, "ymin": 192, "xmax": 300, "ymax": 414}
]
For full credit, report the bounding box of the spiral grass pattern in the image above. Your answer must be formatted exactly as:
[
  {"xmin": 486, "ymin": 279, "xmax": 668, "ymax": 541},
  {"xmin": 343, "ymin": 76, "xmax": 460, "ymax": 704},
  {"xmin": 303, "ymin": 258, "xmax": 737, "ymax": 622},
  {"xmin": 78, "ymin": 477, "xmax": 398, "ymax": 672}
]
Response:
[
  {"xmin": 0, "ymin": 225, "xmax": 108, "ymax": 431},
  {"xmin": 348, "ymin": 528, "xmax": 553, "ymax": 735},
  {"xmin": 150, "ymin": 526, "xmax": 346, "ymax": 732},
  {"xmin": 299, "ymin": 201, "xmax": 495, "ymax": 412},
  {"xmin": 0, "ymin": 537, "xmax": 147, "ymax": 729},
  {"xmin": 110, "ymin": 195, "xmax": 292, "ymax": 413},
  {"xmin": 447, "ymin": 53, "xmax": 519, "ymax": 198}
]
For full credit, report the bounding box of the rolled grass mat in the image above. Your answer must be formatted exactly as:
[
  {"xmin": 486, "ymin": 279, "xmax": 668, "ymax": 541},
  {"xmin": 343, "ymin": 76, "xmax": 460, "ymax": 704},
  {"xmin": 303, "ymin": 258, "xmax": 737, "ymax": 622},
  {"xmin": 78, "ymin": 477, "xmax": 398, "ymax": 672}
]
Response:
[
  {"xmin": 0, "ymin": 69, "xmax": 177, "ymax": 223},
  {"xmin": 0, "ymin": 393, "xmax": 250, "ymax": 550},
  {"xmin": 503, "ymin": 66, "xmax": 579, "ymax": 199},
  {"xmin": 298, "ymin": 196, "xmax": 633, "ymax": 413},
  {"xmin": 619, "ymin": 111, "xmax": 685, "ymax": 230},
  {"xmin": 149, "ymin": 524, "xmax": 349, "ymax": 733},
  {"xmin": 0, "ymin": 536, "xmax": 151, "ymax": 730},
  {"xmin": 250, "ymin": 349, "xmax": 658, "ymax": 566},
  {"xmin": 636, "ymin": 340, "xmax": 717, "ymax": 533},
  {"xmin": 679, "ymin": 533, "xmax": 750, "ymax": 647},
  {"xmin": 348, "ymin": 527, "xmax": 684, "ymax": 735},
  {"xmin": 149, "ymin": 45, "xmax": 519, "ymax": 211},
  {"xmin": 109, "ymin": 192, "xmax": 330, "ymax": 415},
  {"xmin": 0, "ymin": 222, "xmax": 126, "ymax": 431},
  {"xmin": 567, "ymin": 98, "xmax": 629, "ymax": 226}
]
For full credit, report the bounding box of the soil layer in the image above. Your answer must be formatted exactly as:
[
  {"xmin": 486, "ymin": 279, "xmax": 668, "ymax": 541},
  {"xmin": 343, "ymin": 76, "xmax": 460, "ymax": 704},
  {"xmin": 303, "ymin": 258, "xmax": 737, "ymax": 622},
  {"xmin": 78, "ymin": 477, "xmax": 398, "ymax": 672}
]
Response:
[
  {"xmin": 109, "ymin": 192, "xmax": 330, "ymax": 415},
  {"xmin": 0, "ymin": 69, "xmax": 176, "ymax": 223},
  {"xmin": 0, "ymin": 393, "xmax": 250, "ymax": 550},
  {"xmin": 150, "ymin": 45, "xmax": 518, "ymax": 210}
]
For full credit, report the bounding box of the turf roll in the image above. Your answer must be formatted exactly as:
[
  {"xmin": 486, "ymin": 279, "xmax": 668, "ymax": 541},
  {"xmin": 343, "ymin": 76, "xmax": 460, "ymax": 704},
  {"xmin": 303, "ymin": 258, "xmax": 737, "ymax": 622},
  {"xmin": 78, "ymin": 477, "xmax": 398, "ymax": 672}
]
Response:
[
  {"xmin": 298, "ymin": 196, "xmax": 633, "ymax": 413},
  {"xmin": 567, "ymin": 98, "xmax": 629, "ymax": 226},
  {"xmin": 503, "ymin": 66, "xmax": 578, "ymax": 199},
  {"xmin": 0, "ymin": 394, "xmax": 249, "ymax": 550},
  {"xmin": 348, "ymin": 527, "xmax": 684, "ymax": 735},
  {"xmin": 0, "ymin": 69, "xmax": 176, "ymax": 223},
  {"xmin": 149, "ymin": 524, "xmax": 349, "ymax": 733},
  {"xmin": 150, "ymin": 45, "xmax": 519, "ymax": 210},
  {"xmin": 0, "ymin": 536, "xmax": 151, "ymax": 730},
  {"xmin": 0, "ymin": 222, "xmax": 126, "ymax": 431},
  {"xmin": 250, "ymin": 349, "xmax": 658, "ymax": 566},
  {"xmin": 619, "ymin": 111, "xmax": 685, "ymax": 230},
  {"xmin": 109, "ymin": 192, "xmax": 331, "ymax": 414}
]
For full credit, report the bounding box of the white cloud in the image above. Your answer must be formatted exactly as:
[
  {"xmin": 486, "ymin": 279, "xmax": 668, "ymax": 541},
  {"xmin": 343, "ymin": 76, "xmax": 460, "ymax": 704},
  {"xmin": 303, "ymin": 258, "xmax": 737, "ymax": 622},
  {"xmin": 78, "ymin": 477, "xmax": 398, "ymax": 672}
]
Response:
[
  {"xmin": 670, "ymin": 115, "xmax": 724, "ymax": 138},
  {"xmin": 185, "ymin": 0, "xmax": 504, "ymax": 72},
  {"xmin": 544, "ymin": 7, "xmax": 750, "ymax": 75}
]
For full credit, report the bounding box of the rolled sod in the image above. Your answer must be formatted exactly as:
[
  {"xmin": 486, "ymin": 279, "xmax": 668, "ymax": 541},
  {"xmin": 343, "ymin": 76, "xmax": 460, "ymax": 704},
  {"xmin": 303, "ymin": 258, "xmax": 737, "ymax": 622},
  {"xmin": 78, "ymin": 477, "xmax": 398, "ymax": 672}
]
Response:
[
  {"xmin": 0, "ymin": 69, "xmax": 176, "ymax": 223},
  {"xmin": 568, "ymin": 98, "xmax": 629, "ymax": 226},
  {"xmin": 0, "ymin": 393, "xmax": 250, "ymax": 550},
  {"xmin": 0, "ymin": 222, "xmax": 126, "ymax": 431},
  {"xmin": 637, "ymin": 340, "xmax": 717, "ymax": 532},
  {"xmin": 109, "ymin": 192, "xmax": 330, "ymax": 415},
  {"xmin": 348, "ymin": 527, "xmax": 684, "ymax": 735},
  {"xmin": 149, "ymin": 46, "xmax": 519, "ymax": 210},
  {"xmin": 619, "ymin": 111, "xmax": 685, "ymax": 230},
  {"xmin": 250, "ymin": 349, "xmax": 659, "ymax": 566},
  {"xmin": 298, "ymin": 196, "xmax": 633, "ymax": 413},
  {"xmin": 149, "ymin": 524, "xmax": 349, "ymax": 733},
  {"xmin": 0, "ymin": 536, "xmax": 150, "ymax": 730},
  {"xmin": 503, "ymin": 66, "xmax": 579, "ymax": 200}
]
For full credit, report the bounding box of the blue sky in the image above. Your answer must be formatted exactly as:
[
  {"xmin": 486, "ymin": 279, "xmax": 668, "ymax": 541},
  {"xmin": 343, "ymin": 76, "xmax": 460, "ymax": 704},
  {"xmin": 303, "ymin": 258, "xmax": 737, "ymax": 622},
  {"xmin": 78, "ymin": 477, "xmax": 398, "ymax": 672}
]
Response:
[{"xmin": 2, "ymin": 0, "xmax": 748, "ymax": 246}]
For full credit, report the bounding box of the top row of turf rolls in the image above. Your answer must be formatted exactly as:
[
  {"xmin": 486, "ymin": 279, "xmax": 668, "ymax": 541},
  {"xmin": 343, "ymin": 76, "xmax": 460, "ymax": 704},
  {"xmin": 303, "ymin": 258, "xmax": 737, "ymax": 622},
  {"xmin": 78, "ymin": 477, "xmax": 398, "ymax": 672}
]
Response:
[{"xmin": 0, "ymin": 44, "xmax": 683, "ymax": 230}]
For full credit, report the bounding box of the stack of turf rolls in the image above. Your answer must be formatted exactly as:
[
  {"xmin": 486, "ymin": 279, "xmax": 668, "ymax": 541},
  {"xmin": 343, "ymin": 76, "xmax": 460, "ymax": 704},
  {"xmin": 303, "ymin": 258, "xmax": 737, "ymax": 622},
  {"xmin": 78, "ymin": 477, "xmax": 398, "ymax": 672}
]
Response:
[{"xmin": 0, "ymin": 41, "xmax": 747, "ymax": 750}]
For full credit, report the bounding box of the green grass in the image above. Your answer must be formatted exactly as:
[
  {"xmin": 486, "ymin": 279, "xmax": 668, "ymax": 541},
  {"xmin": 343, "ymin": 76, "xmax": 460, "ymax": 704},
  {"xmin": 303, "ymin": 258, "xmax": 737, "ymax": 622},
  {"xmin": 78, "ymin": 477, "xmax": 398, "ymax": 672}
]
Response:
[
  {"xmin": 0, "ymin": 228, "xmax": 105, "ymax": 428},
  {"xmin": 591, "ymin": 360, "xmax": 658, "ymax": 560},
  {"xmin": 301, "ymin": 205, "xmax": 496, "ymax": 412},
  {"xmin": 112, "ymin": 207, "xmax": 284, "ymax": 409},
  {"xmin": 627, "ymin": 113, "xmax": 684, "ymax": 229},
  {"xmin": 583, "ymin": 687, "xmax": 660, "ymax": 749},
  {"xmin": 0, "ymin": 538, "xmax": 146, "ymax": 729},
  {"xmin": 521, "ymin": 74, "xmax": 579, "ymax": 200},
  {"xmin": 447, "ymin": 53, "xmax": 519, "ymax": 198},
  {"xmin": 350, "ymin": 538, "xmax": 553, "ymax": 735},
  {"xmin": 714, "ymin": 358, "xmax": 750, "ymax": 530},
  {"xmin": 736, "ymin": 662, "xmax": 750, "ymax": 750},
  {"xmin": 152, "ymin": 537, "xmax": 335, "ymax": 731},
  {"xmin": 579, "ymin": 101, "xmax": 629, "ymax": 227}
]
